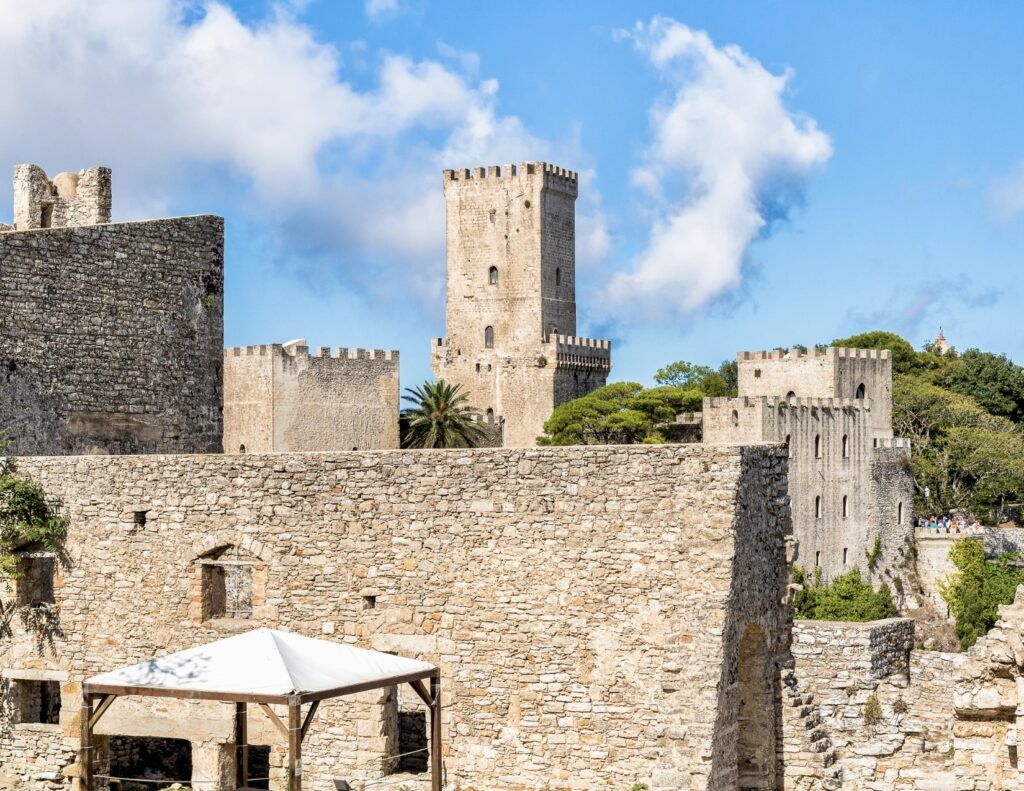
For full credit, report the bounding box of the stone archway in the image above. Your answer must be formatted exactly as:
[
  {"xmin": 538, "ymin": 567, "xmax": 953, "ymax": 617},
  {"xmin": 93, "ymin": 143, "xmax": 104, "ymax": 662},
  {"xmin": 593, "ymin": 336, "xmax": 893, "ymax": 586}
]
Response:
[{"xmin": 737, "ymin": 623, "xmax": 777, "ymax": 790}]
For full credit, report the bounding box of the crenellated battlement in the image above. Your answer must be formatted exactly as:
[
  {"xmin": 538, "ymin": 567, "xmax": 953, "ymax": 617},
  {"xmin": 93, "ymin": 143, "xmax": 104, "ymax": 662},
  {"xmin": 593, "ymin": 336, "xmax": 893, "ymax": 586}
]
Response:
[
  {"xmin": 873, "ymin": 437, "xmax": 911, "ymax": 449},
  {"xmin": 225, "ymin": 344, "xmax": 398, "ymax": 363},
  {"xmin": 738, "ymin": 347, "xmax": 891, "ymax": 362},
  {"xmin": 443, "ymin": 161, "xmax": 578, "ymax": 195},
  {"xmin": 704, "ymin": 395, "xmax": 872, "ymax": 411},
  {"xmin": 544, "ymin": 334, "xmax": 612, "ymax": 370}
]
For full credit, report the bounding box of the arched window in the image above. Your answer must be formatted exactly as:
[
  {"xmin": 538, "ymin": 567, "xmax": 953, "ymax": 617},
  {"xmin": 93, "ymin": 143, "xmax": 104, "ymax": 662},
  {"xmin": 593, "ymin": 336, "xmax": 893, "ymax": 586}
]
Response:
[
  {"xmin": 855, "ymin": 382, "xmax": 866, "ymax": 399},
  {"xmin": 555, "ymin": 267, "xmax": 561, "ymax": 286},
  {"xmin": 486, "ymin": 408, "xmax": 494, "ymax": 424},
  {"xmin": 815, "ymin": 495, "xmax": 822, "ymax": 519},
  {"xmin": 786, "ymin": 391, "xmax": 796, "ymax": 399},
  {"xmin": 239, "ymin": 444, "xmax": 246, "ymax": 454},
  {"xmin": 814, "ymin": 434, "xmax": 822, "ymax": 458},
  {"xmin": 897, "ymin": 501, "xmax": 903, "ymax": 524},
  {"xmin": 548, "ymin": 323, "xmax": 558, "ymax": 337},
  {"xmin": 484, "ymin": 326, "xmax": 494, "ymax": 348},
  {"xmin": 488, "ymin": 266, "xmax": 498, "ymax": 285},
  {"xmin": 731, "ymin": 409, "xmax": 739, "ymax": 427},
  {"xmin": 842, "ymin": 434, "xmax": 850, "ymax": 458},
  {"xmin": 842, "ymin": 495, "xmax": 849, "ymax": 518},
  {"xmin": 843, "ymin": 548, "xmax": 849, "ymax": 565}
]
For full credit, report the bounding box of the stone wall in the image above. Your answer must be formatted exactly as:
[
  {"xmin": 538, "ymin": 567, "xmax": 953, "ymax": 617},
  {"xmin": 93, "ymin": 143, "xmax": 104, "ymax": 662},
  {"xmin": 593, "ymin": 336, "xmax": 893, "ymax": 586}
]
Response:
[
  {"xmin": 0, "ymin": 216, "xmax": 224, "ymax": 455},
  {"xmin": 2, "ymin": 443, "xmax": 791, "ymax": 791},
  {"xmin": 787, "ymin": 611, "xmax": 1024, "ymax": 790},
  {"xmin": 223, "ymin": 341, "xmax": 399, "ymax": 453},
  {"xmin": 786, "ymin": 619, "xmax": 959, "ymax": 791},
  {"xmin": 432, "ymin": 163, "xmax": 610, "ymax": 447}
]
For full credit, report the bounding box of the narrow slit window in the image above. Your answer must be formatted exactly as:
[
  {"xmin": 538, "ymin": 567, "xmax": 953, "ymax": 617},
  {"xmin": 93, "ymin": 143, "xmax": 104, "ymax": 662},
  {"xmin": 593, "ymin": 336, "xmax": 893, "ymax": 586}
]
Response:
[
  {"xmin": 484, "ymin": 325, "xmax": 494, "ymax": 349},
  {"xmin": 814, "ymin": 434, "xmax": 822, "ymax": 459},
  {"xmin": 488, "ymin": 266, "xmax": 498, "ymax": 285},
  {"xmin": 815, "ymin": 495, "xmax": 822, "ymax": 519},
  {"xmin": 842, "ymin": 495, "xmax": 849, "ymax": 518},
  {"xmin": 842, "ymin": 434, "xmax": 850, "ymax": 458}
]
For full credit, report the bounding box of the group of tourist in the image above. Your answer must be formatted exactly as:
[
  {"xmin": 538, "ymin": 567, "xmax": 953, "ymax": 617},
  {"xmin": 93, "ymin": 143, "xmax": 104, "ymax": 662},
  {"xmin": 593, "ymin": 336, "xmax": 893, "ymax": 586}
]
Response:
[{"xmin": 918, "ymin": 514, "xmax": 984, "ymax": 534}]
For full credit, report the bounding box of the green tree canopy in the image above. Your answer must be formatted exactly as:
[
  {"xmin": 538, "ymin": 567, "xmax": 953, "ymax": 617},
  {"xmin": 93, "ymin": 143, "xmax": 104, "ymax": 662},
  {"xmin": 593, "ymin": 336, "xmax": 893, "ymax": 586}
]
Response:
[
  {"xmin": 940, "ymin": 539, "xmax": 1024, "ymax": 649},
  {"xmin": 0, "ymin": 454, "xmax": 68, "ymax": 582},
  {"xmin": 939, "ymin": 349, "xmax": 1024, "ymax": 423},
  {"xmin": 538, "ymin": 380, "xmax": 713, "ymax": 445},
  {"xmin": 832, "ymin": 330, "xmax": 922, "ymax": 376},
  {"xmin": 400, "ymin": 380, "xmax": 487, "ymax": 449}
]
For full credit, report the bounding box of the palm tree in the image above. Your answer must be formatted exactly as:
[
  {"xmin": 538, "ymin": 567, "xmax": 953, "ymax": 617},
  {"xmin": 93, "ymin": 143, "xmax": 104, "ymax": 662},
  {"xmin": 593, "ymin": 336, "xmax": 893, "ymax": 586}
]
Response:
[{"xmin": 401, "ymin": 380, "xmax": 487, "ymax": 449}]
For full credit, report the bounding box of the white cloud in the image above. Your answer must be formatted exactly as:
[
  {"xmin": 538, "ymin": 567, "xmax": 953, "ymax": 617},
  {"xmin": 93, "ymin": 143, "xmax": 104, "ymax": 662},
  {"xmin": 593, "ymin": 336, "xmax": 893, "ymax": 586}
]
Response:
[
  {"xmin": 989, "ymin": 162, "xmax": 1024, "ymax": 220},
  {"xmin": 365, "ymin": 0, "xmax": 400, "ymax": 23},
  {"xmin": 603, "ymin": 17, "xmax": 831, "ymax": 322},
  {"xmin": 0, "ymin": 0, "xmax": 574, "ymax": 305}
]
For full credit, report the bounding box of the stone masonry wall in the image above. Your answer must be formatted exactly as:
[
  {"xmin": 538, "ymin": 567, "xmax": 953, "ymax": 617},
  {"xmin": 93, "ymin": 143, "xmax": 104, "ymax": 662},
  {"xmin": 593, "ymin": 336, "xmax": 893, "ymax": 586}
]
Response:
[
  {"xmin": 223, "ymin": 342, "xmax": 399, "ymax": 453},
  {"xmin": 787, "ymin": 619, "xmax": 960, "ymax": 791},
  {"xmin": 3, "ymin": 443, "xmax": 791, "ymax": 791},
  {"xmin": 0, "ymin": 217, "xmax": 224, "ymax": 455}
]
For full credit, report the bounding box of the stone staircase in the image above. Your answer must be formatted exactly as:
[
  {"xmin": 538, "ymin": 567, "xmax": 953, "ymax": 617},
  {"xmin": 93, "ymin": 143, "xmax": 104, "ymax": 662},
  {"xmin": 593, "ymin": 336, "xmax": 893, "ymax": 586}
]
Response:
[{"xmin": 782, "ymin": 666, "xmax": 843, "ymax": 791}]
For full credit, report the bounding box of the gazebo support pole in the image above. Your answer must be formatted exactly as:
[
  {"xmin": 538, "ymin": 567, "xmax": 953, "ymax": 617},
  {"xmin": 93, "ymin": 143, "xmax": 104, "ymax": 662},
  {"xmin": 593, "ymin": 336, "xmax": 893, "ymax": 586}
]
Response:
[
  {"xmin": 235, "ymin": 702, "xmax": 249, "ymax": 788},
  {"xmin": 288, "ymin": 697, "xmax": 302, "ymax": 791},
  {"xmin": 80, "ymin": 692, "xmax": 94, "ymax": 791},
  {"xmin": 430, "ymin": 675, "xmax": 442, "ymax": 791}
]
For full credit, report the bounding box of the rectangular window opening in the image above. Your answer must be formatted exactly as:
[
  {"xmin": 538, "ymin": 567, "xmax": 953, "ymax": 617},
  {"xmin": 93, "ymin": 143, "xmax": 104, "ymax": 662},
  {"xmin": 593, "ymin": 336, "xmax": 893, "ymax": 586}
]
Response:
[
  {"xmin": 11, "ymin": 679, "xmax": 61, "ymax": 725},
  {"xmin": 398, "ymin": 709, "xmax": 428, "ymax": 773},
  {"xmin": 843, "ymin": 548, "xmax": 848, "ymax": 565},
  {"xmin": 17, "ymin": 553, "xmax": 56, "ymax": 607},
  {"xmin": 201, "ymin": 561, "xmax": 252, "ymax": 621}
]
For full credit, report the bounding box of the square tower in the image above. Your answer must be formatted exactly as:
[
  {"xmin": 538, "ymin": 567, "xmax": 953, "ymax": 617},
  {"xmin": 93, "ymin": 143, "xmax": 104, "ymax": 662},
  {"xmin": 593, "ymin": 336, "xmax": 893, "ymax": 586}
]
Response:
[{"xmin": 432, "ymin": 163, "xmax": 611, "ymax": 446}]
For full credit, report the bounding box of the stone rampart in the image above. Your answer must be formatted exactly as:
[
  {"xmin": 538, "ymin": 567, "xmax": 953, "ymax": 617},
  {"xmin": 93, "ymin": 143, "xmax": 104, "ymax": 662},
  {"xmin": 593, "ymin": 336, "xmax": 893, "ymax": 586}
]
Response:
[
  {"xmin": 223, "ymin": 340, "xmax": 399, "ymax": 453},
  {"xmin": 0, "ymin": 216, "xmax": 224, "ymax": 455},
  {"xmin": 2, "ymin": 443, "xmax": 791, "ymax": 791}
]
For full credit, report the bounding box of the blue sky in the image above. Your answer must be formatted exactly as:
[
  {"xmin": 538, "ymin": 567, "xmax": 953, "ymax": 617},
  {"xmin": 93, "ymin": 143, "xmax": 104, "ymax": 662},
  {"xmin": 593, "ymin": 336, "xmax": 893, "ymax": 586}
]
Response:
[{"xmin": 2, "ymin": 1, "xmax": 1022, "ymax": 389}]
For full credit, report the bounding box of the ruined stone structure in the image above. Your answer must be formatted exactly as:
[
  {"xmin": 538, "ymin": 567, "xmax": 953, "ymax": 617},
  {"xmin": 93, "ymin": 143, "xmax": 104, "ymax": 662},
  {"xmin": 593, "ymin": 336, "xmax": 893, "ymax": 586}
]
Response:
[
  {"xmin": 0, "ymin": 165, "xmax": 223, "ymax": 455},
  {"xmin": 784, "ymin": 590, "xmax": 1024, "ymax": 790},
  {"xmin": 11, "ymin": 164, "xmax": 111, "ymax": 231},
  {"xmin": 704, "ymin": 348, "xmax": 914, "ymax": 582},
  {"xmin": 2, "ymin": 443, "xmax": 790, "ymax": 791},
  {"xmin": 915, "ymin": 526, "xmax": 1024, "ymax": 613},
  {"xmin": 432, "ymin": 163, "xmax": 611, "ymax": 447},
  {"xmin": 223, "ymin": 339, "xmax": 399, "ymax": 453}
]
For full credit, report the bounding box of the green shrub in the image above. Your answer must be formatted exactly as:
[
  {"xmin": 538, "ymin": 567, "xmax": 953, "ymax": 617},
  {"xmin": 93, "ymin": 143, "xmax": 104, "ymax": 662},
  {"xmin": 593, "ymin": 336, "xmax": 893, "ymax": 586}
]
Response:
[
  {"xmin": 791, "ymin": 566, "xmax": 897, "ymax": 622},
  {"xmin": 940, "ymin": 539, "xmax": 1024, "ymax": 649}
]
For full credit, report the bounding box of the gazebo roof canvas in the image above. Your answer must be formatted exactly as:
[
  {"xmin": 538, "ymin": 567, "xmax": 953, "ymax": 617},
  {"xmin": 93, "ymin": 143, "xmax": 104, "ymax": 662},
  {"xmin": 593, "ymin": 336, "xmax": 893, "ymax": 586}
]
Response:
[{"xmin": 84, "ymin": 628, "xmax": 437, "ymax": 703}]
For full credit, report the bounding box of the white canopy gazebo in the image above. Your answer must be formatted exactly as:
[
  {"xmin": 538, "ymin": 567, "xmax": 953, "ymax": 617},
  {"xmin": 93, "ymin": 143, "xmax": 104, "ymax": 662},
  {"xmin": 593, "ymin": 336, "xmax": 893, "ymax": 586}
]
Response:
[{"xmin": 80, "ymin": 628, "xmax": 442, "ymax": 791}]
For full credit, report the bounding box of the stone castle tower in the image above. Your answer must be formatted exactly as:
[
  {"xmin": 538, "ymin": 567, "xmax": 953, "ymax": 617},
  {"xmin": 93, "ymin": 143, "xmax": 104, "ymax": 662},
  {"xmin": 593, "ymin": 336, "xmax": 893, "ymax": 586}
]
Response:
[{"xmin": 432, "ymin": 162, "xmax": 611, "ymax": 446}]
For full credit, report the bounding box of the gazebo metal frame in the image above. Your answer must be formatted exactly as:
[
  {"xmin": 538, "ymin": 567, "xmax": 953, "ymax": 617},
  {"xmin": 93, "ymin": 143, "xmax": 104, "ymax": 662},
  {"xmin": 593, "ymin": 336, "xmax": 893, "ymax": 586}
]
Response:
[{"xmin": 80, "ymin": 666, "xmax": 443, "ymax": 791}]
